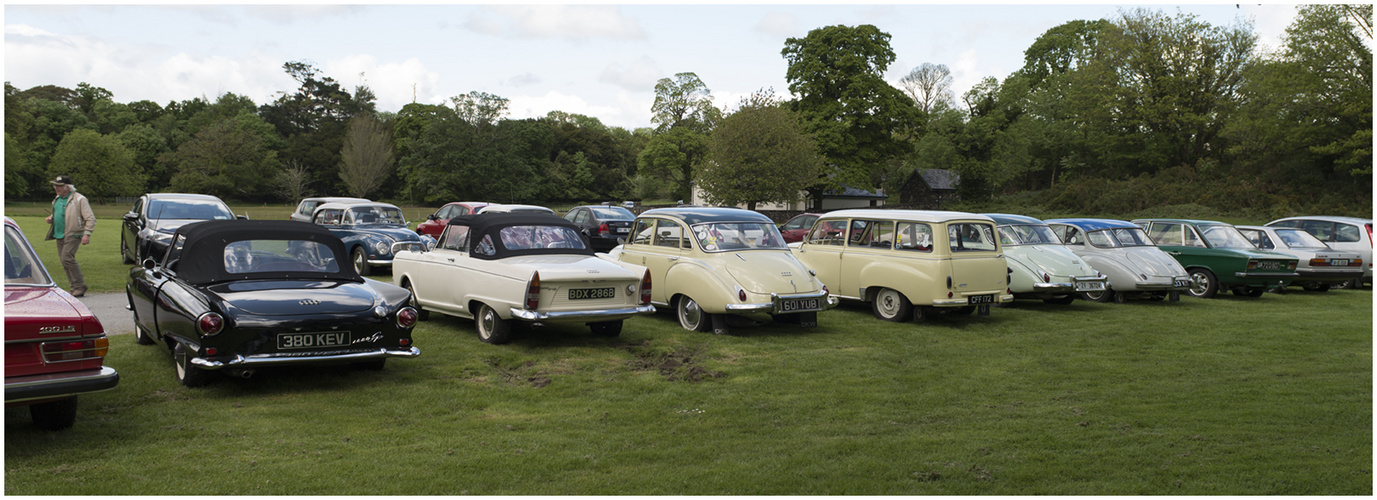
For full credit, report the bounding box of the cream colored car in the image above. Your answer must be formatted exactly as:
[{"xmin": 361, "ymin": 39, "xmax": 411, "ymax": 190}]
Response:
[
  {"xmin": 790, "ymin": 210, "xmax": 1013, "ymax": 322},
  {"xmin": 607, "ymin": 207, "xmax": 837, "ymax": 335}
]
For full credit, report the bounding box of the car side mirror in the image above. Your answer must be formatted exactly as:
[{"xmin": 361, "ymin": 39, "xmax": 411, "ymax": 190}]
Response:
[
  {"xmin": 237, "ymin": 214, "xmax": 249, "ymax": 220},
  {"xmin": 428, "ymin": 214, "xmax": 439, "ymax": 221}
]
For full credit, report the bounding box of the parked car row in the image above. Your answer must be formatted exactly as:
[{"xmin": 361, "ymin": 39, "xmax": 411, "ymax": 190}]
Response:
[{"xmin": 6, "ymin": 191, "xmax": 1367, "ymax": 430}]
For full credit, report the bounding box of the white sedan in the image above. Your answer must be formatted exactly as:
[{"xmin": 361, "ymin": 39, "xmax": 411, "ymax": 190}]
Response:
[{"xmin": 392, "ymin": 213, "xmax": 654, "ymax": 344}]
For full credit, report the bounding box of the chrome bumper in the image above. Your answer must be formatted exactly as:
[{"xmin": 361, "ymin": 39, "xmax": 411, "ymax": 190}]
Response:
[
  {"xmin": 932, "ymin": 293, "xmax": 1015, "ymax": 307},
  {"xmin": 191, "ymin": 347, "xmax": 421, "ymax": 370},
  {"xmin": 724, "ymin": 291, "xmax": 839, "ymax": 314},
  {"xmin": 5, "ymin": 366, "xmax": 120, "ymax": 404},
  {"xmin": 509, "ymin": 304, "xmax": 656, "ymax": 322}
]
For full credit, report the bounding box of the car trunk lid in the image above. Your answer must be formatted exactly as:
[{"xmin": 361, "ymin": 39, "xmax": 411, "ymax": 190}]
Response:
[{"xmin": 211, "ymin": 280, "xmax": 377, "ymax": 315}]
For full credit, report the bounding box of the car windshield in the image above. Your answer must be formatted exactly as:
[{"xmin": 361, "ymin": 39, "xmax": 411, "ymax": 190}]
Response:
[
  {"xmin": 497, "ymin": 225, "xmax": 588, "ymax": 251},
  {"xmin": 346, "ymin": 206, "xmax": 406, "ymax": 226},
  {"xmin": 148, "ymin": 199, "xmax": 234, "ymax": 220},
  {"xmin": 998, "ymin": 224, "xmax": 1060, "ymax": 246},
  {"xmin": 591, "ymin": 207, "xmax": 635, "ymax": 220},
  {"xmin": 1274, "ymin": 228, "xmax": 1329, "ymax": 249},
  {"xmin": 223, "ymin": 239, "xmax": 341, "ymax": 274},
  {"xmin": 1200, "ymin": 225, "xmax": 1255, "ymax": 249},
  {"xmin": 4, "ymin": 225, "xmax": 53, "ymax": 286},
  {"xmin": 692, "ymin": 222, "xmax": 786, "ymax": 252},
  {"xmin": 1086, "ymin": 227, "xmax": 1156, "ymax": 248}
]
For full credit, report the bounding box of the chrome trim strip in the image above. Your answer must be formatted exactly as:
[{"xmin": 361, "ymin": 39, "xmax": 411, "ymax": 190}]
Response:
[
  {"xmin": 190, "ymin": 347, "xmax": 420, "ymax": 370},
  {"xmin": 508, "ymin": 304, "xmax": 656, "ymax": 322}
]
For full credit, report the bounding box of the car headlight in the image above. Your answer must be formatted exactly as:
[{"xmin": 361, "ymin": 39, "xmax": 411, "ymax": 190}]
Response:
[{"xmin": 375, "ymin": 240, "xmax": 390, "ymax": 255}]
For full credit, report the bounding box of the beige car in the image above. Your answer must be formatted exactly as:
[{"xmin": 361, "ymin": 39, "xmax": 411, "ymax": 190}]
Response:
[
  {"xmin": 790, "ymin": 210, "xmax": 1013, "ymax": 322},
  {"xmin": 607, "ymin": 207, "xmax": 837, "ymax": 335}
]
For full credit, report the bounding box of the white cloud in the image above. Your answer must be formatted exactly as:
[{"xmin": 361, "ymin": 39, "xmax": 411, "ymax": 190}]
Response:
[
  {"xmin": 598, "ymin": 55, "xmax": 663, "ymax": 93},
  {"xmin": 754, "ymin": 12, "xmax": 798, "ymax": 39},
  {"xmin": 507, "ymin": 90, "xmax": 619, "ymax": 121},
  {"xmin": 325, "ymin": 56, "xmax": 443, "ymax": 113},
  {"xmin": 465, "ymin": 5, "xmax": 645, "ymax": 42}
]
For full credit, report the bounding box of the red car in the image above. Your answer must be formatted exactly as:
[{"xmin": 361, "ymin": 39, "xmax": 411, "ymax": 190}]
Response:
[
  {"xmin": 415, "ymin": 202, "xmax": 491, "ymax": 238},
  {"xmin": 779, "ymin": 213, "xmax": 823, "ymax": 243},
  {"xmin": 4, "ymin": 217, "xmax": 119, "ymax": 430}
]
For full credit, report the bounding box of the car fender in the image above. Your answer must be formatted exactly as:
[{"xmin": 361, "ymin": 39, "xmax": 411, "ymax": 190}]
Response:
[
  {"xmin": 664, "ymin": 258, "xmax": 737, "ymax": 313},
  {"xmin": 1078, "ymin": 253, "xmax": 1140, "ymax": 291},
  {"xmin": 853, "ymin": 256, "xmax": 936, "ymax": 303}
]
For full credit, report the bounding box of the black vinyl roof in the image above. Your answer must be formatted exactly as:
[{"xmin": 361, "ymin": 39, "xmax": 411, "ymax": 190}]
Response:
[
  {"xmin": 170, "ymin": 220, "xmax": 361, "ymax": 285},
  {"xmin": 446, "ymin": 212, "xmax": 595, "ymax": 260}
]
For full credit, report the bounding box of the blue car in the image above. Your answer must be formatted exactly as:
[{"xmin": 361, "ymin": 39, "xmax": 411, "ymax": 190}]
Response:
[{"xmin": 310, "ymin": 202, "xmax": 429, "ymax": 275}]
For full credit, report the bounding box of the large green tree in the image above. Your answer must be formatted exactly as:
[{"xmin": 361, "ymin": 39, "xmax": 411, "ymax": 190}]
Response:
[
  {"xmin": 47, "ymin": 129, "xmax": 143, "ymax": 200},
  {"xmin": 338, "ymin": 114, "xmax": 395, "ymax": 199},
  {"xmin": 781, "ymin": 24, "xmax": 919, "ymax": 208},
  {"xmin": 164, "ymin": 116, "xmax": 282, "ymax": 201},
  {"xmin": 641, "ymin": 72, "xmax": 719, "ymax": 202},
  {"xmin": 700, "ymin": 91, "xmax": 821, "ymax": 210}
]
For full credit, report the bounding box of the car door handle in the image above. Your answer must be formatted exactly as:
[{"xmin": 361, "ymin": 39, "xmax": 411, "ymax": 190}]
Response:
[
  {"xmin": 668, "ymin": 256, "xmax": 679, "ymax": 261},
  {"xmin": 447, "ymin": 258, "xmax": 455, "ymax": 262},
  {"xmin": 1168, "ymin": 251, "xmax": 1181, "ymax": 255}
]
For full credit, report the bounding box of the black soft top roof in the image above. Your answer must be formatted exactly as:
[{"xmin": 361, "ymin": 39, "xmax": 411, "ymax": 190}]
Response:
[
  {"xmin": 446, "ymin": 212, "xmax": 595, "ymax": 260},
  {"xmin": 170, "ymin": 220, "xmax": 362, "ymax": 285}
]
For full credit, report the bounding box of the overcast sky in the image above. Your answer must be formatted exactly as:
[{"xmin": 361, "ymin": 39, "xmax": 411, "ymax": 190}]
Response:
[{"xmin": 4, "ymin": 3, "xmax": 1299, "ymax": 130}]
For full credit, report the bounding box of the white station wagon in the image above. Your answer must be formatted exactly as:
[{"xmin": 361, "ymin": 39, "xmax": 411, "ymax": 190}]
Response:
[
  {"xmin": 392, "ymin": 213, "xmax": 654, "ymax": 344},
  {"xmin": 790, "ymin": 210, "xmax": 1014, "ymax": 322}
]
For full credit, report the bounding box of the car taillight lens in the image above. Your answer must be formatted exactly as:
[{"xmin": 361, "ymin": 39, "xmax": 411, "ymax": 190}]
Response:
[
  {"xmin": 1311, "ymin": 258, "xmax": 1328, "ymax": 267},
  {"xmin": 738, "ymin": 288, "xmax": 747, "ymax": 302},
  {"xmin": 1367, "ymin": 224, "xmax": 1372, "ymax": 247},
  {"xmin": 599, "ymin": 223, "xmax": 610, "ymax": 235},
  {"xmin": 197, "ymin": 312, "xmax": 225, "ymax": 336},
  {"xmin": 1041, "ymin": 272, "xmax": 1050, "ymax": 283},
  {"xmin": 639, "ymin": 270, "xmax": 652, "ymax": 305},
  {"xmin": 397, "ymin": 307, "xmax": 418, "ymax": 328},
  {"xmin": 525, "ymin": 272, "xmax": 541, "ymax": 310},
  {"xmin": 41, "ymin": 337, "xmax": 109, "ymax": 363}
]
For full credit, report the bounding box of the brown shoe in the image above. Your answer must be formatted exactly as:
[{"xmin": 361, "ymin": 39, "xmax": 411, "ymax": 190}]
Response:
[{"xmin": 71, "ymin": 288, "xmax": 86, "ymax": 297}]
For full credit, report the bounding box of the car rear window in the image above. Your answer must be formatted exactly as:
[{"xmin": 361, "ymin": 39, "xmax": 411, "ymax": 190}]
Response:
[
  {"xmin": 223, "ymin": 240, "xmax": 341, "ymax": 274},
  {"xmin": 1335, "ymin": 223, "xmax": 1362, "ymax": 242},
  {"xmin": 948, "ymin": 223, "xmax": 997, "ymax": 252},
  {"xmin": 4, "ymin": 225, "xmax": 53, "ymax": 286}
]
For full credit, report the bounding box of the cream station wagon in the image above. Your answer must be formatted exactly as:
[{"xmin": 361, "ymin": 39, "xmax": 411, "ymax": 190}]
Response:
[
  {"xmin": 607, "ymin": 207, "xmax": 837, "ymax": 335},
  {"xmin": 392, "ymin": 213, "xmax": 654, "ymax": 344},
  {"xmin": 790, "ymin": 210, "xmax": 1013, "ymax": 322}
]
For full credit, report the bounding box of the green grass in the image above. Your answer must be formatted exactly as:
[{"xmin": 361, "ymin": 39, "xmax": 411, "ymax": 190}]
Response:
[{"xmin": 5, "ymin": 289, "xmax": 1371, "ymax": 494}]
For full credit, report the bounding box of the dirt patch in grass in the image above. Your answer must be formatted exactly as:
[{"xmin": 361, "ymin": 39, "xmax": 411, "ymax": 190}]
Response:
[
  {"xmin": 618, "ymin": 341, "xmax": 724, "ymax": 382},
  {"xmin": 484, "ymin": 358, "xmax": 552, "ymax": 388}
]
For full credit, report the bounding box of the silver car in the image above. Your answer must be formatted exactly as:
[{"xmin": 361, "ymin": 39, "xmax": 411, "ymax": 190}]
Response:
[
  {"xmin": 1045, "ymin": 218, "xmax": 1192, "ymax": 303},
  {"xmin": 1235, "ymin": 225, "xmax": 1364, "ymax": 292},
  {"xmin": 1266, "ymin": 216, "xmax": 1372, "ymax": 289}
]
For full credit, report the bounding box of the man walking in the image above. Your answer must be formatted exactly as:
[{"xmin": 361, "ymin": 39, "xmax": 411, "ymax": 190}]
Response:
[{"xmin": 44, "ymin": 175, "xmax": 95, "ymax": 297}]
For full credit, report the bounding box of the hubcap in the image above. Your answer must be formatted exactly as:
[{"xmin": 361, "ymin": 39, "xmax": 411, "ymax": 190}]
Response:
[
  {"xmin": 680, "ymin": 298, "xmax": 702, "ymax": 328},
  {"xmin": 876, "ymin": 290, "xmax": 899, "ymax": 318},
  {"xmin": 480, "ymin": 308, "xmax": 495, "ymax": 338},
  {"xmin": 1189, "ymin": 272, "xmax": 1209, "ymax": 295}
]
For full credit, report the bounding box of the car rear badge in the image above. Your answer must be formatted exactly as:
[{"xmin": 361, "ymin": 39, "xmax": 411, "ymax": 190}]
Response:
[
  {"xmin": 38, "ymin": 325, "xmax": 76, "ymax": 334},
  {"xmin": 299, "ymin": 299, "xmax": 321, "ymax": 306}
]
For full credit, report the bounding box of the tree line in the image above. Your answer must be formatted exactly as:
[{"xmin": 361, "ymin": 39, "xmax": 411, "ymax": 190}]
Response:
[{"xmin": 4, "ymin": 6, "xmax": 1371, "ymax": 217}]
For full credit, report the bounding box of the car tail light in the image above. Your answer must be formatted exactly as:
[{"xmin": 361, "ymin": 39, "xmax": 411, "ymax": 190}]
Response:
[
  {"xmin": 639, "ymin": 270, "xmax": 652, "ymax": 305},
  {"xmin": 1041, "ymin": 272, "xmax": 1050, "ymax": 283},
  {"xmin": 197, "ymin": 312, "xmax": 225, "ymax": 336},
  {"xmin": 1367, "ymin": 224, "xmax": 1372, "ymax": 247},
  {"xmin": 599, "ymin": 223, "xmax": 610, "ymax": 235},
  {"xmin": 1311, "ymin": 258, "xmax": 1329, "ymax": 267},
  {"xmin": 738, "ymin": 288, "xmax": 747, "ymax": 302},
  {"xmin": 1287, "ymin": 261, "xmax": 1297, "ymax": 270},
  {"xmin": 41, "ymin": 337, "xmax": 109, "ymax": 363},
  {"xmin": 398, "ymin": 307, "xmax": 419, "ymax": 328},
  {"xmin": 525, "ymin": 272, "xmax": 541, "ymax": 310}
]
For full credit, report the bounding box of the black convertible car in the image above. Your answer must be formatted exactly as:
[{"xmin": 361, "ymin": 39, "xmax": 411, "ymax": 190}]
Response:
[{"xmin": 126, "ymin": 220, "xmax": 420, "ymax": 387}]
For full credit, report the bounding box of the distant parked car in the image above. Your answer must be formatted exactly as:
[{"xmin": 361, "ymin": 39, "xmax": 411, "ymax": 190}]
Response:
[
  {"xmin": 415, "ymin": 201, "xmax": 491, "ymax": 238},
  {"xmin": 122, "ymin": 193, "xmax": 241, "ymax": 264},
  {"xmin": 983, "ymin": 213, "xmax": 1107, "ymax": 304},
  {"xmin": 564, "ymin": 205, "xmax": 637, "ymax": 252},
  {"xmin": 1045, "ymin": 218, "xmax": 1192, "ymax": 303},
  {"xmin": 478, "ymin": 204, "xmax": 556, "ymax": 215},
  {"xmin": 778, "ymin": 213, "xmax": 823, "ymax": 244},
  {"xmin": 1266, "ymin": 216, "xmax": 1372, "ymax": 289},
  {"xmin": 1235, "ymin": 225, "xmax": 1364, "ymax": 292},
  {"xmin": 1133, "ymin": 218, "xmax": 1299, "ymax": 298},
  {"xmin": 792, "ymin": 210, "xmax": 1012, "ymax": 321},
  {"xmin": 393, "ymin": 213, "xmax": 655, "ymax": 344},
  {"xmin": 610, "ymin": 207, "xmax": 836, "ymax": 334},
  {"xmin": 310, "ymin": 202, "xmax": 427, "ymax": 275},
  {"xmin": 6, "ymin": 217, "xmax": 119, "ymax": 430},
  {"xmin": 126, "ymin": 220, "xmax": 420, "ymax": 387},
  {"xmin": 621, "ymin": 201, "xmax": 637, "ymax": 210},
  {"xmin": 290, "ymin": 197, "xmax": 369, "ymax": 223}
]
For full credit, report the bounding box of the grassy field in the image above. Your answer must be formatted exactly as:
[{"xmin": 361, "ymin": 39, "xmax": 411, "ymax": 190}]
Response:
[
  {"xmin": 4, "ymin": 281, "xmax": 1371, "ymax": 494},
  {"xmin": 4, "ymin": 203, "xmax": 1371, "ymax": 494}
]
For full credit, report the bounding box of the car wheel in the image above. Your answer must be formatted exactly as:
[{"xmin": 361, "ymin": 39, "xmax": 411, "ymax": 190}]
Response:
[
  {"xmin": 29, "ymin": 396, "xmax": 78, "ymax": 431},
  {"xmin": 676, "ymin": 296, "xmax": 713, "ymax": 332},
  {"xmin": 476, "ymin": 303, "xmax": 512, "ymax": 344},
  {"xmin": 871, "ymin": 288, "xmax": 912, "ymax": 321},
  {"xmin": 590, "ymin": 320, "xmax": 623, "ymax": 337},
  {"xmin": 1083, "ymin": 288, "xmax": 1115, "ymax": 303},
  {"xmin": 352, "ymin": 247, "xmax": 371, "ymax": 275},
  {"xmin": 174, "ymin": 342, "xmax": 209, "ymax": 388},
  {"xmin": 403, "ymin": 281, "xmax": 429, "ymax": 320},
  {"xmin": 120, "ymin": 233, "xmax": 133, "ymax": 264},
  {"xmin": 1186, "ymin": 268, "xmax": 1218, "ymax": 298},
  {"xmin": 1043, "ymin": 294, "xmax": 1076, "ymax": 305},
  {"xmin": 1302, "ymin": 283, "xmax": 1331, "ymax": 292}
]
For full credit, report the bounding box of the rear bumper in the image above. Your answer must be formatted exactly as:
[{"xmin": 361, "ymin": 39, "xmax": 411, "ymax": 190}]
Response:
[
  {"xmin": 5, "ymin": 366, "xmax": 120, "ymax": 405},
  {"xmin": 191, "ymin": 347, "xmax": 420, "ymax": 370},
  {"xmin": 1294, "ymin": 269, "xmax": 1365, "ymax": 283},
  {"xmin": 509, "ymin": 304, "xmax": 656, "ymax": 323},
  {"xmin": 724, "ymin": 291, "xmax": 839, "ymax": 314},
  {"xmin": 932, "ymin": 292, "xmax": 1015, "ymax": 307}
]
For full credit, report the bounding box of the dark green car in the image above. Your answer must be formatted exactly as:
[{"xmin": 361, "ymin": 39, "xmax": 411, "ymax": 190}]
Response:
[{"xmin": 1132, "ymin": 219, "xmax": 1299, "ymax": 298}]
